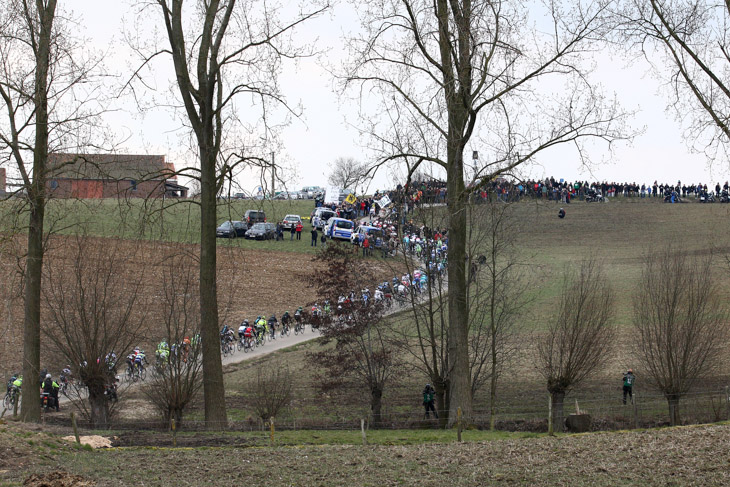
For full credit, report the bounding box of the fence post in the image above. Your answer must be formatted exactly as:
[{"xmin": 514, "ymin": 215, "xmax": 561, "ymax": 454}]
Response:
[
  {"xmin": 726, "ymin": 386, "xmax": 730, "ymax": 421},
  {"xmin": 548, "ymin": 395, "xmax": 553, "ymax": 436},
  {"xmin": 71, "ymin": 412, "xmax": 80, "ymax": 444},
  {"xmin": 457, "ymin": 407, "xmax": 462, "ymax": 442},
  {"xmin": 13, "ymin": 395, "xmax": 19, "ymax": 417},
  {"xmin": 171, "ymin": 418, "xmax": 177, "ymax": 447},
  {"xmin": 270, "ymin": 417, "xmax": 275, "ymax": 446},
  {"xmin": 632, "ymin": 391, "xmax": 638, "ymax": 429},
  {"xmin": 361, "ymin": 418, "xmax": 367, "ymax": 446}
]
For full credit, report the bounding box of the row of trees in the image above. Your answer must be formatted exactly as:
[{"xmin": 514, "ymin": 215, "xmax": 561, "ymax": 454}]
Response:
[
  {"xmin": 310, "ymin": 202, "xmax": 729, "ymax": 430},
  {"xmin": 2, "ymin": 0, "xmax": 729, "ymax": 429}
]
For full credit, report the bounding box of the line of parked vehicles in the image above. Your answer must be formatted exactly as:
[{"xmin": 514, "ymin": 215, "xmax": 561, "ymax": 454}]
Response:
[{"xmin": 216, "ymin": 206, "xmax": 384, "ymax": 245}]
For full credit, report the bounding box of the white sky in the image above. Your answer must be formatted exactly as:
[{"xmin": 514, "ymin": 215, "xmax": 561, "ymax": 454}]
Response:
[{"xmin": 70, "ymin": 0, "xmax": 730, "ymax": 193}]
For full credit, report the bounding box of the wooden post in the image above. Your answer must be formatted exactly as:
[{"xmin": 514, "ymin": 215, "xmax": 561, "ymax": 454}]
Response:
[
  {"xmin": 548, "ymin": 395, "xmax": 553, "ymax": 436},
  {"xmin": 13, "ymin": 395, "xmax": 19, "ymax": 417},
  {"xmin": 361, "ymin": 418, "xmax": 367, "ymax": 446},
  {"xmin": 270, "ymin": 417, "xmax": 275, "ymax": 446},
  {"xmin": 71, "ymin": 412, "xmax": 80, "ymax": 444},
  {"xmin": 171, "ymin": 418, "xmax": 177, "ymax": 448},
  {"xmin": 726, "ymin": 386, "xmax": 730, "ymax": 421},
  {"xmin": 457, "ymin": 407, "xmax": 462, "ymax": 442},
  {"xmin": 632, "ymin": 391, "xmax": 638, "ymax": 429}
]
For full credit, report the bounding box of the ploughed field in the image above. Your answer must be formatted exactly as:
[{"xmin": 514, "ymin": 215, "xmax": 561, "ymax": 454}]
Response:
[{"xmin": 2, "ymin": 420, "xmax": 730, "ymax": 486}]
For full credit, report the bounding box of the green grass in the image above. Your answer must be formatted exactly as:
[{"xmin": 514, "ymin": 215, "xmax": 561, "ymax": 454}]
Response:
[{"xmin": 0, "ymin": 197, "xmax": 322, "ymax": 253}]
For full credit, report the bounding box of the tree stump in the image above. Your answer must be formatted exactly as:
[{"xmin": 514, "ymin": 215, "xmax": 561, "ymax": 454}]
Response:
[{"xmin": 565, "ymin": 413, "xmax": 592, "ymax": 432}]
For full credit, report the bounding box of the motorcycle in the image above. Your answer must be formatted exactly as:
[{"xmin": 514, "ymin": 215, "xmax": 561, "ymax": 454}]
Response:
[{"xmin": 585, "ymin": 190, "xmax": 605, "ymax": 202}]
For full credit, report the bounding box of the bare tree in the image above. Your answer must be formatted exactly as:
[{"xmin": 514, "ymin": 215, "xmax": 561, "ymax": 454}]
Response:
[
  {"xmin": 250, "ymin": 367, "xmax": 293, "ymax": 422},
  {"xmin": 391, "ymin": 200, "xmax": 526, "ymax": 428},
  {"xmin": 621, "ymin": 0, "xmax": 730, "ymax": 158},
  {"xmin": 343, "ymin": 0, "xmax": 629, "ymax": 423},
  {"xmin": 142, "ymin": 252, "xmax": 203, "ymax": 427},
  {"xmin": 633, "ymin": 246, "xmax": 729, "ymax": 426},
  {"xmin": 328, "ymin": 156, "xmax": 369, "ymax": 191},
  {"xmin": 42, "ymin": 236, "xmax": 147, "ymax": 428},
  {"xmin": 309, "ymin": 242, "xmax": 396, "ymax": 426},
  {"xmin": 537, "ymin": 259, "xmax": 615, "ymax": 432},
  {"xmin": 0, "ymin": 0, "xmax": 103, "ymax": 422},
  {"xmin": 467, "ymin": 202, "xmax": 528, "ymax": 430},
  {"xmin": 133, "ymin": 0, "xmax": 327, "ymax": 429}
]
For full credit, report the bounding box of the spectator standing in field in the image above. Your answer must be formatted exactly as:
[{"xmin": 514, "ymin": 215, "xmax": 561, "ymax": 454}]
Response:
[
  {"xmin": 290, "ymin": 223, "xmax": 296, "ymax": 241},
  {"xmin": 321, "ymin": 233, "xmax": 327, "ymax": 247},
  {"xmin": 362, "ymin": 236, "xmax": 370, "ymax": 257},
  {"xmin": 311, "ymin": 226, "xmax": 318, "ymax": 247},
  {"xmin": 295, "ymin": 222, "xmax": 303, "ymax": 240},
  {"xmin": 623, "ymin": 369, "xmax": 635, "ymax": 405},
  {"xmin": 423, "ymin": 383, "xmax": 438, "ymax": 419}
]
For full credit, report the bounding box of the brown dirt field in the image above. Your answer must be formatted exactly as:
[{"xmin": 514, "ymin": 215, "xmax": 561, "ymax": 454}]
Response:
[
  {"xmin": 0, "ymin": 235, "xmax": 322, "ymax": 375},
  {"xmin": 0, "ymin": 235, "xmax": 399, "ymax": 377}
]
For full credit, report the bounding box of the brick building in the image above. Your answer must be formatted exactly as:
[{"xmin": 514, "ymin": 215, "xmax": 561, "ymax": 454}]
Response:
[{"xmin": 46, "ymin": 153, "xmax": 188, "ymax": 199}]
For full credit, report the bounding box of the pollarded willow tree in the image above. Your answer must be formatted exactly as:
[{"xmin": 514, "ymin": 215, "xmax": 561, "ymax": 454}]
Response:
[
  {"xmin": 622, "ymin": 0, "xmax": 730, "ymax": 159},
  {"xmin": 129, "ymin": 0, "xmax": 328, "ymax": 428},
  {"xmin": 343, "ymin": 0, "xmax": 629, "ymax": 423}
]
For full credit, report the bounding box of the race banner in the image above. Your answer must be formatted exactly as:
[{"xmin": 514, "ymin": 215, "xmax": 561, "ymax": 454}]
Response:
[
  {"xmin": 324, "ymin": 185, "xmax": 341, "ymax": 204},
  {"xmin": 345, "ymin": 193, "xmax": 357, "ymax": 204},
  {"xmin": 378, "ymin": 195, "xmax": 391, "ymax": 207}
]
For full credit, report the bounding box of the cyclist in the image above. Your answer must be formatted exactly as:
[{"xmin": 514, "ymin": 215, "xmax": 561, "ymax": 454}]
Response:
[
  {"xmin": 281, "ymin": 311, "xmax": 292, "ymax": 333},
  {"xmin": 133, "ymin": 348, "xmax": 147, "ymax": 372},
  {"xmin": 243, "ymin": 321, "xmax": 255, "ymax": 348},
  {"xmin": 156, "ymin": 341, "xmax": 170, "ymax": 366},
  {"xmin": 323, "ymin": 300, "xmax": 331, "ymax": 315},
  {"xmin": 238, "ymin": 321, "xmax": 248, "ymax": 342},
  {"xmin": 181, "ymin": 336, "xmax": 192, "ymax": 363},
  {"xmin": 254, "ymin": 317, "xmax": 266, "ymax": 343},
  {"xmin": 268, "ymin": 314, "xmax": 278, "ymax": 338}
]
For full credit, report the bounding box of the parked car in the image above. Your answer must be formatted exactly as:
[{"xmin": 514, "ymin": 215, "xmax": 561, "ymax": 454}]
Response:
[
  {"xmin": 244, "ymin": 209, "xmax": 266, "ymax": 226},
  {"xmin": 324, "ymin": 217, "xmax": 355, "ymax": 241},
  {"xmin": 280, "ymin": 214, "xmax": 302, "ymax": 230},
  {"xmin": 311, "ymin": 208, "xmax": 337, "ymax": 229},
  {"xmin": 245, "ymin": 222, "xmax": 276, "ymax": 240},
  {"xmin": 350, "ymin": 225, "xmax": 383, "ymax": 245},
  {"xmin": 216, "ymin": 220, "xmax": 248, "ymax": 238}
]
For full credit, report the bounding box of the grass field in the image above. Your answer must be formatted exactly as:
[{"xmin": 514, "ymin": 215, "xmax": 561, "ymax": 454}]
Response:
[{"xmin": 0, "ymin": 197, "xmax": 325, "ymax": 253}]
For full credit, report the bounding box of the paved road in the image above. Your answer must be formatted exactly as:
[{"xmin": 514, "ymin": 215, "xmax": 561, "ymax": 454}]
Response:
[{"xmin": 220, "ymin": 326, "xmax": 321, "ymax": 367}]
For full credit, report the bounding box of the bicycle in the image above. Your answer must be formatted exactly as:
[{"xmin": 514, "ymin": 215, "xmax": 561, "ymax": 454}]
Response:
[
  {"xmin": 281, "ymin": 322, "xmax": 290, "ymax": 337},
  {"xmin": 3, "ymin": 386, "xmax": 20, "ymax": 410},
  {"xmin": 243, "ymin": 336, "xmax": 256, "ymax": 353},
  {"xmin": 220, "ymin": 338, "xmax": 234, "ymax": 357},
  {"xmin": 269, "ymin": 326, "xmax": 277, "ymax": 341}
]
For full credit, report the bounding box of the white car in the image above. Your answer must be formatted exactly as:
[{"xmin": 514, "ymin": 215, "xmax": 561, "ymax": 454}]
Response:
[{"xmin": 280, "ymin": 214, "xmax": 302, "ymax": 230}]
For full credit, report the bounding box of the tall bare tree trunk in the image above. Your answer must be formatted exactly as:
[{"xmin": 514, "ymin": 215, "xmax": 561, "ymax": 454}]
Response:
[
  {"xmin": 199, "ymin": 146, "xmax": 226, "ymax": 429},
  {"xmin": 21, "ymin": 0, "xmax": 55, "ymax": 423},
  {"xmin": 446, "ymin": 146, "xmax": 472, "ymax": 426}
]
